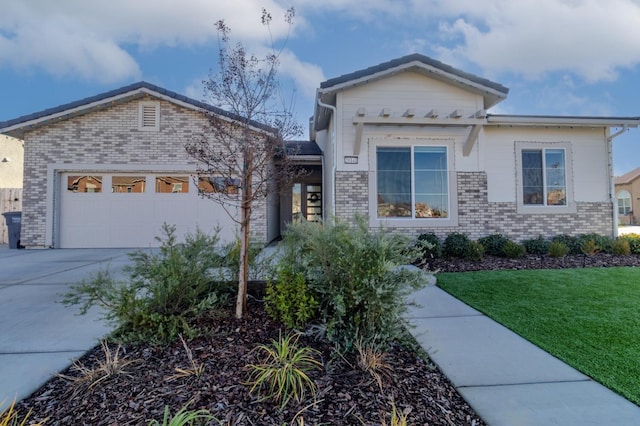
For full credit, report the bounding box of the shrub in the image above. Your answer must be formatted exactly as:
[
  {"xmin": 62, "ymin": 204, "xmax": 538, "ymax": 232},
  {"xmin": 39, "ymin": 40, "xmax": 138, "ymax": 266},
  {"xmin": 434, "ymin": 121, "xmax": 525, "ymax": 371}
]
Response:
[
  {"xmin": 443, "ymin": 233, "xmax": 471, "ymax": 258},
  {"xmin": 477, "ymin": 234, "xmax": 508, "ymax": 257},
  {"xmin": 612, "ymin": 238, "xmax": 631, "ymax": 255},
  {"xmin": 620, "ymin": 234, "xmax": 640, "ymax": 254},
  {"xmin": 265, "ymin": 266, "xmax": 319, "ymax": 329},
  {"xmin": 579, "ymin": 234, "xmax": 612, "ymax": 254},
  {"xmin": 277, "ymin": 217, "xmax": 428, "ymax": 353},
  {"xmin": 580, "ymin": 239, "xmax": 600, "ymax": 256},
  {"xmin": 464, "ymin": 240, "xmax": 485, "ymax": 261},
  {"xmin": 548, "ymin": 241, "xmax": 569, "ymax": 257},
  {"xmin": 502, "ymin": 240, "xmax": 526, "ymax": 258},
  {"xmin": 416, "ymin": 233, "xmax": 442, "ymax": 259},
  {"xmin": 62, "ymin": 224, "xmax": 239, "ymax": 344},
  {"xmin": 246, "ymin": 332, "xmax": 321, "ymax": 409},
  {"xmin": 551, "ymin": 235, "xmax": 581, "ymax": 255},
  {"xmin": 522, "ymin": 236, "xmax": 549, "ymax": 255}
]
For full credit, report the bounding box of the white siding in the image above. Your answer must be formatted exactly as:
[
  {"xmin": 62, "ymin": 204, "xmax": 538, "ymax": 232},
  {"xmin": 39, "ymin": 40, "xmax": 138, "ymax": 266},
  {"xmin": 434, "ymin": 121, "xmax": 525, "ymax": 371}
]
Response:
[
  {"xmin": 335, "ymin": 72, "xmax": 485, "ymax": 173},
  {"xmin": 483, "ymin": 127, "xmax": 610, "ymax": 203}
]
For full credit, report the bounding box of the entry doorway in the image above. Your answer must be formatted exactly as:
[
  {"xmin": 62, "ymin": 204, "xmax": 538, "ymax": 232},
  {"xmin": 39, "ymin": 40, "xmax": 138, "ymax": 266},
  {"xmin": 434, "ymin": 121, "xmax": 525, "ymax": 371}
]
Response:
[{"xmin": 292, "ymin": 183, "xmax": 322, "ymax": 223}]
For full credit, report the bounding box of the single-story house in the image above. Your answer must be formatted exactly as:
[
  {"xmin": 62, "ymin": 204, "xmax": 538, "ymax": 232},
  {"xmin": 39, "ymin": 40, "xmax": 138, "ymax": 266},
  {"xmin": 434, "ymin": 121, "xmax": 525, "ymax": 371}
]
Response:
[
  {"xmin": 1, "ymin": 54, "xmax": 638, "ymax": 248},
  {"xmin": 615, "ymin": 167, "xmax": 640, "ymax": 225}
]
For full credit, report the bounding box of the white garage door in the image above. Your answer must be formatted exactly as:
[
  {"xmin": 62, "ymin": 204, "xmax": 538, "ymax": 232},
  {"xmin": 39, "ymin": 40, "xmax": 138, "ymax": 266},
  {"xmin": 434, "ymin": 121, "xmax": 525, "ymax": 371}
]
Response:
[{"xmin": 59, "ymin": 173, "xmax": 238, "ymax": 248}]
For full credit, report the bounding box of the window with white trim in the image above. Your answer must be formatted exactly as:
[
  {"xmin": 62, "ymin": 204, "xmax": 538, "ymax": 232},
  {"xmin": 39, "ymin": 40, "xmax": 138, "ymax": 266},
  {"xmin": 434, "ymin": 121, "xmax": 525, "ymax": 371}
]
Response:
[
  {"xmin": 376, "ymin": 146, "xmax": 449, "ymax": 219},
  {"xmin": 618, "ymin": 190, "xmax": 632, "ymax": 215},
  {"xmin": 516, "ymin": 142, "xmax": 575, "ymax": 214},
  {"xmin": 522, "ymin": 148, "xmax": 566, "ymax": 206}
]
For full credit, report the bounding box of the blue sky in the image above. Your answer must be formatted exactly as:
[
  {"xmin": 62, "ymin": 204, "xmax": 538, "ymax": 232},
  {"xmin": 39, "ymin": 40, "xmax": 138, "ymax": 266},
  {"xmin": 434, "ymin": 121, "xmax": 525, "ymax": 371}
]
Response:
[{"xmin": 1, "ymin": 0, "xmax": 639, "ymax": 175}]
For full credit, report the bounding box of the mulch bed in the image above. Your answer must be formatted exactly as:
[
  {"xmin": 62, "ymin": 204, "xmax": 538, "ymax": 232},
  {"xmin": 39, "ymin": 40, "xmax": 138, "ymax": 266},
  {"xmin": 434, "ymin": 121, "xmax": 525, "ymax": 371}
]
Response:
[
  {"xmin": 16, "ymin": 302, "xmax": 484, "ymax": 425},
  {"xmin": 424, "ymin": 253, "xmax": 640, "ymax": 273}
]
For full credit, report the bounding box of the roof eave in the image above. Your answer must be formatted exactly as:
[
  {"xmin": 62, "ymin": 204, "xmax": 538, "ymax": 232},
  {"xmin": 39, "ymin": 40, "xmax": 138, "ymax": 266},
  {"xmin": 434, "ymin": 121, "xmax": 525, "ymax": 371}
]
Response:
[{"xmin": 487, "ymin": 114, "xmax": 640, "ymax": 128}]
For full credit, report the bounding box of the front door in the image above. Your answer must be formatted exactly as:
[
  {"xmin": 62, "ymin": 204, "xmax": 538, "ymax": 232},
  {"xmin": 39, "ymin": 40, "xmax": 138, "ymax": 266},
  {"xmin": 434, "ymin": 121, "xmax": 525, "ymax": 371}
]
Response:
[{"xmin": 292, "ymin": 183, "xmax": 322, "ymax": 223}]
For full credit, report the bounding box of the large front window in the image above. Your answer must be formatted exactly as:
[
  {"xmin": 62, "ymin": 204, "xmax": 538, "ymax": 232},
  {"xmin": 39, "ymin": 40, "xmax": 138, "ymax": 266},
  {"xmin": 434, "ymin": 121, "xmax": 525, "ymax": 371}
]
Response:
[
  {"xmin": 522, "ymin": 148, "xmax": 566, "ymax": 206},
  {"xmin": 377, "ymin": 146, "xmax": 448, "ymax": 219}
]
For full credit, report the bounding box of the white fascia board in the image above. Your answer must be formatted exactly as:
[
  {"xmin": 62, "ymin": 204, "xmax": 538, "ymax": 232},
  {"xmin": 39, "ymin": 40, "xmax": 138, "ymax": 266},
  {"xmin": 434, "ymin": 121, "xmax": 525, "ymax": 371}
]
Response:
[
  {"xmin": 487, "ymin": 115, "xmax": 640, "ymax": 128},
  {"xmin": 318, "ymin": 61, "xmax": 508, "ymax": 101}
]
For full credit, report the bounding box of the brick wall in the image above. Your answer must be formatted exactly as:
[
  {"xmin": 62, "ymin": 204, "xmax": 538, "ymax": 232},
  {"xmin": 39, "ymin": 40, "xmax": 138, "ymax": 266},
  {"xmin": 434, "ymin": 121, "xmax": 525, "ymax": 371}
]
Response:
[
  {"xmin": 333, "ymin": 170, "xmax": 613, "ymax": 241},
  {"xmin": 21, "ymin": 96, "xmax": 267, "ymax": 247}
]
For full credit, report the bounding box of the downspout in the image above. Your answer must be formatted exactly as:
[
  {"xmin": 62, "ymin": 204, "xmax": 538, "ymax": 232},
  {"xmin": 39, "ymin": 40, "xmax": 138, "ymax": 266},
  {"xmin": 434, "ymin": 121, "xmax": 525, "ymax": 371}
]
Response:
[
  {"xmin": 607, "ymin": 124, "xmax": 628, "ymax": 238},
  {"xmin": 317, "ymin": 97, "xmax": 337, "ymax": 218}
]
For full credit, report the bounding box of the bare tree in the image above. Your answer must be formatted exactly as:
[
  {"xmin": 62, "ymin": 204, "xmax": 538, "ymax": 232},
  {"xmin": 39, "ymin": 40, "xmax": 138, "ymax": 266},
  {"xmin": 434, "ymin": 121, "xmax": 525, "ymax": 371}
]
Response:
[{"xmin": 185, "ymin": 8, "xmax": 303, "ymax": 319}]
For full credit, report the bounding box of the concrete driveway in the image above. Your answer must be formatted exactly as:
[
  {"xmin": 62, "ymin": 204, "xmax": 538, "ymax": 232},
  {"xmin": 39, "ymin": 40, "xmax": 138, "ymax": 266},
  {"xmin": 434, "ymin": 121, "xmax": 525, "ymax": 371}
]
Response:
[{"xmin": 0, "ymin": 247, "xmax": 135, "ymax": 405}]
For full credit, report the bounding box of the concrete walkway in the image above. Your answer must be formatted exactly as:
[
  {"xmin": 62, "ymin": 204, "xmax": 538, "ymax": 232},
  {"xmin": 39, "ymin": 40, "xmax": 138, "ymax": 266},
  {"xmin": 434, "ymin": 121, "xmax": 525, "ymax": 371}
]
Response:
[
  {"xmin": 407, "ymin": 283, "xmax": 640, "ymax": 425},
  {"xmin": 0, "ymin": 246, "xmax": 133, "ymax": 405}
]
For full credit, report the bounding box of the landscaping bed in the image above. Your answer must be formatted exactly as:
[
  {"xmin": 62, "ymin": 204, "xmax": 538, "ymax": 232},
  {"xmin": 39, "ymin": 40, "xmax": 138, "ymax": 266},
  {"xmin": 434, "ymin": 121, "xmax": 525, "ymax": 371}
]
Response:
[
  {"xmin": 15, "ymin": 301, "xmax": 484, "ymax": 425},
  {"xmin": 425, "ymin": 252, "xmax": 640, "ymax": 273}
]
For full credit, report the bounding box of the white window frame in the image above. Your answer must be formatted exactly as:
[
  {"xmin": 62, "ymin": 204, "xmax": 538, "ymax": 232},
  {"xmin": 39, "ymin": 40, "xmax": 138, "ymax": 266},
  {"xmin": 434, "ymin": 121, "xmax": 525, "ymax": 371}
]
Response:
[
  {"xmin": 368, "ymin": 138, "xmax": 458, "ymax": 228},
  {"xmin": 515, "ymin": 141, "xmax": 576, "ymax": 214},
  {"xmin": 138, "ymin": 101, "xmax": 160, "ymax": 132},
  {"xmin": 617, "ymin": 190, "xmax": 632, "ymax": 215}
]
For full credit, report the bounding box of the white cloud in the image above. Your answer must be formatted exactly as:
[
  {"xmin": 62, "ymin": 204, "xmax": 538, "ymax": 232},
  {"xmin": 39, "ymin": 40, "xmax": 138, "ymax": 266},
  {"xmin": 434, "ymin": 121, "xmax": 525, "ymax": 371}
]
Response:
[{"xmin": 0, "ymin": 0, "xmax": 296, "ymax": 82}]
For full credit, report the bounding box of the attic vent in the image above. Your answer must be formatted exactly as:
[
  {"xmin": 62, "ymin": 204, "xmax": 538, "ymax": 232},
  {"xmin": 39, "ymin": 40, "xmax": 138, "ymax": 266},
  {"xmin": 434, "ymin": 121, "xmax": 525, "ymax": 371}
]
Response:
[{"xmin": 139, "ymin": 101, "xmax": 160, "ymax": 131}]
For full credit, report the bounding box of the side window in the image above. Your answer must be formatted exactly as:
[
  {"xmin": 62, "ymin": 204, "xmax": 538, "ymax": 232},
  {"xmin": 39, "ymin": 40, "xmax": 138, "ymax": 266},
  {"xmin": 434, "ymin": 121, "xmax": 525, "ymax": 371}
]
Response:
[
  {"xmin": 618, "ymin": 190, "xmax": 632, "ymax": 215},
  {"xmin": 522, "ymin": 148, "xmax": 566, "ymax": 206},
  {"xmin": 516, "ymin": 142, "xmax": 574, "ymax": 214}
]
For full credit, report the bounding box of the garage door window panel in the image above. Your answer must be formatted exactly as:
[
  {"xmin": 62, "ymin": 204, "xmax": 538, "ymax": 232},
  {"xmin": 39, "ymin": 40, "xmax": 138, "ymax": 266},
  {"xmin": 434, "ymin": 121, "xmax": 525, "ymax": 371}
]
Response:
[
  {"xmin": 156, "ymin": 176, "xmax": 189, "ymax": 193},
  {"xmin": 67, "ymin": 176, "xmax": 103, "ymax": 193},
  {"xmin": 112, "ymin": 176, "xmax": 146, "ymax": 193}
]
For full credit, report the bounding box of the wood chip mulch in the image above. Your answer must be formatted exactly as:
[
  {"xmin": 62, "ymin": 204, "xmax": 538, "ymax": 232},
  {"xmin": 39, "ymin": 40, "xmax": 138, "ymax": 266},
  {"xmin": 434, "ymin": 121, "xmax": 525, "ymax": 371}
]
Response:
[{"xmin": 16, "ymin": 302, "xmax": 484, "ymax": 425}]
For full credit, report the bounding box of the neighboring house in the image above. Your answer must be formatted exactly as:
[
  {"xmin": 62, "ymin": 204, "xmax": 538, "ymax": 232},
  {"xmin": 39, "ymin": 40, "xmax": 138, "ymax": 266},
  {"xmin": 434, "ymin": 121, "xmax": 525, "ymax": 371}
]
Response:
[
  {"xmin": 0, "ymin": 134, "xmax": 24, "ymax": 245},
  {"xmin": 615, "ymin": 167, "xmax": 640, "ymax": 225},
  {"xmin": 1, "ymin": 54, "xmax": 638, "ymax": 248}
]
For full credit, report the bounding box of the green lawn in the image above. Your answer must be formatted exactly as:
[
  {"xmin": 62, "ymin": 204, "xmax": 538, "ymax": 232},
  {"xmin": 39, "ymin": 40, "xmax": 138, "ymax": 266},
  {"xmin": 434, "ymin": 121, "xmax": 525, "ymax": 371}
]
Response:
[{"xmin": 437, "ymin": 267, "xmax": 640, "ymax": 405}]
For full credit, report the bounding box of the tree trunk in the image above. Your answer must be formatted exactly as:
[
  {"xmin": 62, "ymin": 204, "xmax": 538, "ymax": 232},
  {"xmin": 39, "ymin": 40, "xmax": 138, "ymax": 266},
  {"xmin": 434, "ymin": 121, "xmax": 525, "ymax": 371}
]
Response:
[{"xmin": 235, "ymin": 143, "xmax": 253, "ymax": 319}]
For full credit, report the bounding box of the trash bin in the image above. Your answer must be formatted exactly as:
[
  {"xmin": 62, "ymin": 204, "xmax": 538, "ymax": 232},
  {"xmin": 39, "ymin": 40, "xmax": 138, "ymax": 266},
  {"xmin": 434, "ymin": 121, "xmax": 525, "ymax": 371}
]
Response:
[{"xmin": 2, "ymin": 211, "xmax": 22, "ymax": 249}]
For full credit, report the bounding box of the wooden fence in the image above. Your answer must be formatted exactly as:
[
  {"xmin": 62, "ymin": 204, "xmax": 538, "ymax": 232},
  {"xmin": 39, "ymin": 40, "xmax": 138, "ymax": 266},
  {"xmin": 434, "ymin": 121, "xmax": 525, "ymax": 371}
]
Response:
[{"xmin": 1, "ymin": 188, "xmax": 22, "ymax": 245}]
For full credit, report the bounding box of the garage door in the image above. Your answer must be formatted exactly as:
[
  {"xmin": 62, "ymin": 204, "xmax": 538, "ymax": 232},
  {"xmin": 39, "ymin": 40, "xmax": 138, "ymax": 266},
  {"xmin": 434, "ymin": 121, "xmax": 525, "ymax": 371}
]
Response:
[{"xmin": 59, "ymin": 173, "xmax": 239, "ymax": 248}]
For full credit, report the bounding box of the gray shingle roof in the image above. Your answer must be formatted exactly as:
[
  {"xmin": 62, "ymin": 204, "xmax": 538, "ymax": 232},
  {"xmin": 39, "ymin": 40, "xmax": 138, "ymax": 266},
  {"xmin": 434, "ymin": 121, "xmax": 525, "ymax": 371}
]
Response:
[{"xmin": 285, "ymin": 140, "xmax": 323, "ymax": 156}]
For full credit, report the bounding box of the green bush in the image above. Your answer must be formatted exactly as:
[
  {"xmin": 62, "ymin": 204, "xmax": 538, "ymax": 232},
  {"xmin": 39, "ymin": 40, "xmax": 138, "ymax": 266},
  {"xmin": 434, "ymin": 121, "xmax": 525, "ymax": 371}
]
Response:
[
  {"xmin": 477, "ymin": 234, "xmax": 508, "ymax": 257},
  {"xmin": 580, "ymin": 239, "xmax": 600, "ymax": 256},
  {"xmin": 579, "ymin": 234, "xmax": 612, "ymax": 254},
  {"xmin": 612, "ymin": 238, "xmax": 631, "ymax": 255},
  {"xmin": 464, "ymin": 240, "xmax": 484, "ymax": 261},
  {"xmin": 619, "ymin": 234, "xmax": 640, "ymax": 254},
  {"xmin": 416, "ymin": 232, "xmax": 442, "ymax": 259},
  {"xmin": 443, "ymin": 233, "xmax": 471, "ymax": 258},
  {"xmin": 277, "ymin": 217, "xmax": 428, "ymax": 353},
  {"xmin": 522, "ymin": 236, "xmax": 550, "ymax": 255},
  {"xmin": 265, "ymin": 266, "xmax": 319, "ymax": 329},
  {"xmin": 548, "ymin": 241, "xmax": 570, "ymax": 258},
  {"xmin": 503, "ymin": 240, "xmax": 526, "ymax": 258},
  {"xmin": 551, "ymin": 235, "xmax": 581, "ymax": 255},
  {"xmin": 62, "ymin": 224, "xmax": 239, "ymax": 344}
]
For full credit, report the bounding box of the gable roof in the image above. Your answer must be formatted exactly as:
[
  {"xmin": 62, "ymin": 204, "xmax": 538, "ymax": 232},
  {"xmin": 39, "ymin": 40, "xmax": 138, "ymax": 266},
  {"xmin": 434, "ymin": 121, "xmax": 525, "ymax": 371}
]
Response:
[
  {"xmin": 314, "ymin": 54, "xmax": 509, "ymax": 131},
  {"xmin": 616, "ymin": 166, "xmax": 640, "ymax": 185},
  {"xmin": 0, "ymin": 81, "xmax": 273, "ymax": 139}
]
